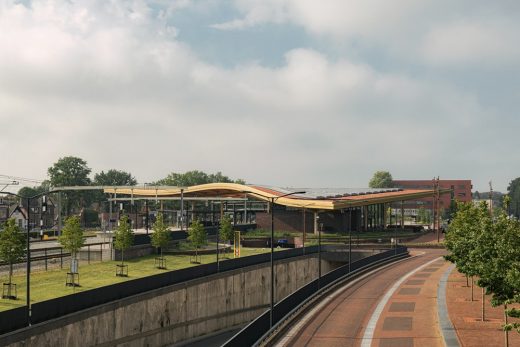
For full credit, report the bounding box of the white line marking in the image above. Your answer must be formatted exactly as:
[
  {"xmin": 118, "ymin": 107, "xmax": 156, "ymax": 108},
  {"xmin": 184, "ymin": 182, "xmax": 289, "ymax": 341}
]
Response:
[{"xmin": 360, "ymin": 256, "xmax": 442, "ymax": 347}]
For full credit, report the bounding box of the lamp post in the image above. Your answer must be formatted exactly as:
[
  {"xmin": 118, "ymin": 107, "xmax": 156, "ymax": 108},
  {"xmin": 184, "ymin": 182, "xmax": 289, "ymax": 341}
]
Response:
[
  {"xmin": 316, "ymin": 213, "xmax": 321, "ymax": 288},
  {"xmin": 349, "ymin": 208, "xmax": 352, "ymax": 273},
  {"xmin": 241, "ymin": 190, "xmax": 305, "ymax": 328}
]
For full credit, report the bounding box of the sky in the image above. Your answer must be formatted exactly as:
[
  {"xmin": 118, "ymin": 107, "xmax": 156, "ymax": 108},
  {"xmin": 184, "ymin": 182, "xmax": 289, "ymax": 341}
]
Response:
[{"xmin": 1, "ymin": 0, "xmax": 519, "ymax": 193}]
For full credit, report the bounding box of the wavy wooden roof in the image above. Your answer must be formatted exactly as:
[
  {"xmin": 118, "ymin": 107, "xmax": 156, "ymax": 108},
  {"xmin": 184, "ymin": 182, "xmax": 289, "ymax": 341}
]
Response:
[{"xmin": 104, "ymin": 183, "xmax": 446, "ymax": 211}]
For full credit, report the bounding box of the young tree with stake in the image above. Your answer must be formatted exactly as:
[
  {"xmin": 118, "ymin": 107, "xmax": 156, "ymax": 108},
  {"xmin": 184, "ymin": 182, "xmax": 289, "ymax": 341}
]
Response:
[
  {"xmin": 114, "ymin": 215, "xmax": 134, "ymax": 275},
  {"xmin": 0, "ymin": 219, "xmax": 26, "ymax": 298},
  {"xmin": 59, "ymin": 216, "xmax": 85, "ymax": 286},
  {"xmin": 188, "ymin": 219, "xmax": 207, "ymax": 263},
  {"xmin": 151, "ymin": 213, "xmax": 170, "ymax": 269},
  {"xmin": 219, "ymin": 215, "xmax": 233, "ymax": 256}
]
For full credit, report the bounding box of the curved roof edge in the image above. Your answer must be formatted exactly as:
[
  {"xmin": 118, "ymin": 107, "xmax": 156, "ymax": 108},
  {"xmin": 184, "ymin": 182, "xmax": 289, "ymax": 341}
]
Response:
[{"xmin": 103, "ymin": 183, "xmax": 447, "ymax": 210}]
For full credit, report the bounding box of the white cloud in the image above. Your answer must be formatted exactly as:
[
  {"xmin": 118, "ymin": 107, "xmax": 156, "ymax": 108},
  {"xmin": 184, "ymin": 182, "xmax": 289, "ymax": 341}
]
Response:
[
  {"xmin": 0, "ymin": 0, "xmax": 517, "ymax": 192},
  {"xmin": 214, "ymin": 0, "xmax": 520, "ymax": 69},
  {"xmin": 420, "ymin": 19, "xmax": 520, "ymax": 67}
]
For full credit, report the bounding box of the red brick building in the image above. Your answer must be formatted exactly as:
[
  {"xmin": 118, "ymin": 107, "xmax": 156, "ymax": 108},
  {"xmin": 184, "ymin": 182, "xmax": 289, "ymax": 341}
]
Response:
[{"xmin": 393, "ymin": 179, "xmax": 472, "ymax": 214}]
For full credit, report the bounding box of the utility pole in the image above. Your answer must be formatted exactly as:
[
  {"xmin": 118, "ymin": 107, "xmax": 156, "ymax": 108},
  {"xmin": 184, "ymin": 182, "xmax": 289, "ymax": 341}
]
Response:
[
  {"xmin": 489, "ymin": 181, "xmax": 493, "ymax": 215},
  {"xmin": 436, "ymin": 176, "xmax": 441, "ymax": 242}
]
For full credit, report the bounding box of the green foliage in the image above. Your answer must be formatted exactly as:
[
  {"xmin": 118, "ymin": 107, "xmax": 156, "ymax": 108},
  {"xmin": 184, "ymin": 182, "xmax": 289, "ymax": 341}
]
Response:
[
  {"xmin": 508, "ymin": 177, "xmax": 520, "ymax": 218},
  {"xmin": 219, "ymin": 215, "xmax": 234, "ymax": 242},
  {"xmin": 0, "ymin": 219, "xmax": 26, "ymax": 283},
  {"xmin": 369, "ymin": 171, "xmax": 394, "ymax": 188},
  {"xmin": 82, "ymin": 209, "xmax": 100, "ymax": 227},
  {"xmin": 188, "ymin": 220, "xmax": 207, "ymax": 249},
  {"xmin": 156, "ymin": 170, "xmax": 244, "ymax": 186},
  {"xmin": 58, "ymin": 216, "xmax": 85, "ymax": 258},
  {"xmin": 445, "ymin": 198, "xmax": 520, "ymax": 334},
  {"xmin": 48, "ymin": 156, "xmax": 91, "ymax": 186},
  {"xmin": 93, "ymin": 169, "xmax": 137, "ymax": 186},
  {"xmin": 48, "ymin": 156, "xmax": 92, "ymax": 214},
  {"xmin": 17, "ymin": 183, "xmax": 49, "ymax": 198},
  {"xmin": 445, "ymin": 201, "xmax": 490, "ymax": 278},
  {"xmin": 114, "ymin": 215, "xmax": 134, "ymax": 253},
  {"xmin": 92, "ymin": 169, "xmax": 138, "ymax": 207},
  {"xmin": 417, "ymin": 206, "xmax": 426, "ymax": 223},
  {"xmin": 151, "ymin": 213, "xmax": 170, "ymax": 254}
]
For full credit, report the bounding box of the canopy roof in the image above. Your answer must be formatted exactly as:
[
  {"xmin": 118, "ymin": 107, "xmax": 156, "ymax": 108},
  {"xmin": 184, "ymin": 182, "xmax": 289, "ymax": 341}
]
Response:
[{"xmin": 104, "ymin": 183, "xmax": 445, "ymax": 211}]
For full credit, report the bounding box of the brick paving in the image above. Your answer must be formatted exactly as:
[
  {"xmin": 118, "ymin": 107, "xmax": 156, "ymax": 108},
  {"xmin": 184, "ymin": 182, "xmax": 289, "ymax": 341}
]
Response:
[
  {"xmin": 371, "ymin": 255, "xmax": 448, "ymax": 347},
  {"xmin": 445, "ymin": 270, "xmax": 520, "ymax": 347},
  {"xmin": 277, "ymin": 244, "xmax": 520, "ymax": 347}
]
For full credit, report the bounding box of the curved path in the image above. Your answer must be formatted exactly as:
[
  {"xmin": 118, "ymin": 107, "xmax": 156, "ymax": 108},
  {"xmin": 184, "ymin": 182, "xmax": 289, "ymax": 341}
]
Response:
[{"xmin": 275, "ymin": 248, "xmax": 449, "ymax": 347}]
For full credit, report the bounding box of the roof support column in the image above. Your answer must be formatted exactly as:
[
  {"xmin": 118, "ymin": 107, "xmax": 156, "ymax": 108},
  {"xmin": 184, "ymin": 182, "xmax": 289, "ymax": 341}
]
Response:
[
  {"xmin": 314, "ymin": 211, "xmax": 319, "ymax": 235},
  {"xmin": 244, "ymin": 194, "xmax": 247, "ymax": 224},
  {"xmin": 302, "ymin": 208, "xmax": 306, "ymax": 248},
  {"xmin": 180, "ymin": 189, "xmax": 184, "ymax": 231},
  {"xmin": 363, "ymin": 205, "xmax": 368, "ymax": 232},
  {"xmin": 401, "ymin": 200, "xmax": 404, "ymax": 230}
]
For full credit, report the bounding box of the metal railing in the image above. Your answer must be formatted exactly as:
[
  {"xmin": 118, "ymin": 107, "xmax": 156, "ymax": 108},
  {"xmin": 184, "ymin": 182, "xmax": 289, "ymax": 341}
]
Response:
[{"xmin": 222, "ymin": 246, "xmax": 408, "ymax": 346}]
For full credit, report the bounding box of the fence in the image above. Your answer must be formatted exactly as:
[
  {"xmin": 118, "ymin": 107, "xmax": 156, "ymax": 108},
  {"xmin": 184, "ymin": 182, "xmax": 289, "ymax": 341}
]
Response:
[
  {"xmin": 0, "ymin": 306, "xmax": 26, "ymax": 335},
  {"xmin": 222, "ymin": 246, "xmax": 408, "ymax": 346},
  {"xmin": 0, "ymin": 242, "xmax": 111, "ymax": 275}
]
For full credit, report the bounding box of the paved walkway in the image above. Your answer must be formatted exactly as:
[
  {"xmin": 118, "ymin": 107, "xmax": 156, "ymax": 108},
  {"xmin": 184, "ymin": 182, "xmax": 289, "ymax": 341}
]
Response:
[{"xmin": 446, "ymin": 269, "xmax": 520, "ymax": 347}]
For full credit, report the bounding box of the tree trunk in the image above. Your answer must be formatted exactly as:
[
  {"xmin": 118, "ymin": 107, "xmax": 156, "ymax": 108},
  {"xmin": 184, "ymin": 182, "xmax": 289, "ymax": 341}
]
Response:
[
  {"xmin": 471, "ymin": 277, "xmax": 474, "ymax": 301},
  {"xmin": 121, "ymin": 250, "xmax": 124, "ymax": 266},
  {"xmin": 466, "ymin": 275, "xmax": 469, "ymax": 287},
  {"xmin": 505, "ymin": 304, "xmax": 509, "ymax": 347},
  {"xmin": 9, "ymin": 262, "xmax": 13, "ymax": 285},
  {"xmin": 482, "ymin": 287, "xmax": 485, "ymax": 321}
]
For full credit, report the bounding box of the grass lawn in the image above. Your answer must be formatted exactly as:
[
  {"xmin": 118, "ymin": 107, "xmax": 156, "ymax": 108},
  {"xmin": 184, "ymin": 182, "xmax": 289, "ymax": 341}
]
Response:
[{"xmin": 0, "ymin": 247, "xmax": 271, "ymax": 312}]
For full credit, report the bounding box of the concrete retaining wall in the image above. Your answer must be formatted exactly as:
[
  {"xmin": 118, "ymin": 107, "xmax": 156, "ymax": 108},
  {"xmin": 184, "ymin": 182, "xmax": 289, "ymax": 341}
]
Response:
[{"xmin": 1, "ymin": 255, "xmax": 334, "ymax": 347}]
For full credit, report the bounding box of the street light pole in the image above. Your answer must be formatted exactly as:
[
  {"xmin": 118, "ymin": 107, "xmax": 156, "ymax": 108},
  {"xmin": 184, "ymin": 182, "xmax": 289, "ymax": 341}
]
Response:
[
  {"xmin": 26, "ymin": 197, "xmax": 30, "ymax": 325},
  {"xmin": 349, "ymin": 208, "xmax": 352, "ymax": 273},
  {"xmin": 317, "ymin": 213, "xmax": 321, "ymax": 289},
  {"xmin": 241, "ymin": 190, "xmax": 305, "ymax": 328},
  {"xmin": 270, "ymin": 197, "xmax": 274, "ymax": 327}
]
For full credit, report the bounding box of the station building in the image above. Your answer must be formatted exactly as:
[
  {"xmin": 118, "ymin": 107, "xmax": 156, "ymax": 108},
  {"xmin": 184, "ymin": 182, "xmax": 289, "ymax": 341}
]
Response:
[{"xmin": 104, "ymin": 183, "xmax": 449, "ymax": 234}]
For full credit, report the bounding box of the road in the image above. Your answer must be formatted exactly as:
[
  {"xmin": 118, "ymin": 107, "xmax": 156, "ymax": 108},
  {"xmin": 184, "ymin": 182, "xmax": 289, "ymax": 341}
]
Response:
[{"xmin": 273, "ymin": 248, "xmax": 448, "ymax": 347}]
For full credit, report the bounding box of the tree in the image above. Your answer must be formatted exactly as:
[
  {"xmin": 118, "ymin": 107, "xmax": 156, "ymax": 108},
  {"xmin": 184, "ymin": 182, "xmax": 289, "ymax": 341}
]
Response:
[
  {"xmin": 17, "ymin": 182, "xmax": 48, "ymax": 199},
  {"xmin": 151, "ymin": 213, "xmax": 170, "ymax": 267},
  {"xmin": 156, "ymin": 170, "xmax": 244, "ymax": 186},
  {"xmin": 0, "ymin": 219, "xmax": 26, "ymax": 297},
  {"xmin": 114, "ymin": 215, "xmax": 134, "ymax": 268},
  {"xmin": 48, "ymin": 156, "xmax": 92, "ymax": 214},
  {"xmin": 48, "ymin": 156, "xmax": 91, "ymax": 187},
  {"xmin": 476, "ymin": 197, "xmax": 520, "ymax": 340},
  {"xmin": 93, "ymin": 170, "xmax": 137, "ymax": 186},
  {"xmin": 219, "ymin": 215, "xmax": 234, "ymax": 257},
  {"xmin": 59, "ymin": 216, "xmax": 85, "ymax": 261},
  {"xmin": 445, "ymin": 197, "xmax": 520, "ymax": 343},
  {"xmin": 507, "ymin": 177, "xmax": 520, "ymax": 218},
  {"xmin": 417, "ymin": 206, "xmax": 426, "ymax": 223},
  {"xmin": 219, "ymin": 215, "xmax": 234, "ymax": 243},
  {"xmin": 188, "ymin": 219, "xmax": 207, "ymax": 263},
  {"xmin": 92, "ymin": 169, "xmax": 137, "ymax": 210},
  {"xmin": 445, "ymin": 202, "xmax": 490, "ymax": 301},
  {"xmin": 369, "ymin": 171, "xmax": 394, "ymax": 188},
  {"xmin": 58, "ymin": 216, "xmax": 85, "ymax": 285}
]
